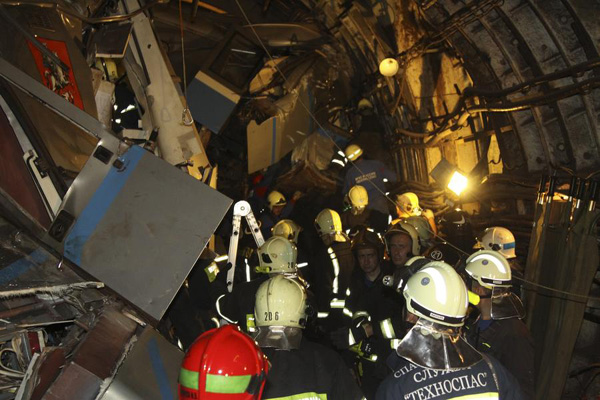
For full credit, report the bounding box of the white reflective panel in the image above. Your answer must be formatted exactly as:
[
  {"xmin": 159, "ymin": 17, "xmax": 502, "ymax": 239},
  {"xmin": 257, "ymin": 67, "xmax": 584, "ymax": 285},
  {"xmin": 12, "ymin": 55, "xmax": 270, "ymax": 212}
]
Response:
[
  {"xmin": 420, "ymin": 267, "xmax": 447, "ymax": 304},
  {"xmin": 470, "ymin": 254, "xmax": 508, "ymax": 274}
]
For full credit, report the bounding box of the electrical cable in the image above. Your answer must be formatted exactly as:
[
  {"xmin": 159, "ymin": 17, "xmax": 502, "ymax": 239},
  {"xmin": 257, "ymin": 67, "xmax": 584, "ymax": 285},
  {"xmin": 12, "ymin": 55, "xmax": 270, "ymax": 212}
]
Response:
[
  {"xmin": 234, "ymin": 0, "xmax": 600, "ymax": 304},
  {"xmin": 178, "ymin": 0, "xmax": 193, "ymax": 126}
]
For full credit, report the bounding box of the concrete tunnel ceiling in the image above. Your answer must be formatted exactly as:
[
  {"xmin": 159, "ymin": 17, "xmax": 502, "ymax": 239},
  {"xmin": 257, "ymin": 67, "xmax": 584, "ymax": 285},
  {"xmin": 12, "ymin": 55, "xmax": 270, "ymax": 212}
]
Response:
[
  {"xmin": 314, "ymin": 0, "xmax": 600, "ymax": 176},
  {"xmin": 161, "ymin": 0, "xmax": 600, "ymax": 181}
]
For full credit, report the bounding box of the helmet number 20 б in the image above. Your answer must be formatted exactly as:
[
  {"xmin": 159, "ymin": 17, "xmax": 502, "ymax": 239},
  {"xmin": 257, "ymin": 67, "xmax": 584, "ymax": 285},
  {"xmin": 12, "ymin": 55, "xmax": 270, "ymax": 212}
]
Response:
[{"xmin": 264, "ymin": 312, "xmax": 280, "ymax": 321}]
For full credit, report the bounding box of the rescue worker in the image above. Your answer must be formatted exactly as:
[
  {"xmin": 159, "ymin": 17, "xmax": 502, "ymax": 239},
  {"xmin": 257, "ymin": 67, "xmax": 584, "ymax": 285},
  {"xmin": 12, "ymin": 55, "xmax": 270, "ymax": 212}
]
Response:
[
  {"xmin": 424, "ymin": 208, "xmax": 475, "ymax": 268},
  {"xmin": 341, "ymin": 185, "xmax": 388, "ymax": 234},
  {"xmin": 478, "ymin": 226, "xmax": 524, "ymax": 296},
  {"xmin": 343, "ymin": 144, "xmax": 396, "ymax": 215},
  {"xmin": 178, "ymin": 324, "xmax": 269, "ymax": 400},
  {"xmin": 271, "ymin": 219, "xmax": 312, "ymax": 283},
  {"xmin": 376, "ymin": 261, "xmax": 525, "ymax": 400},
  {"xmin": 212, "ymin": 236, "xmax": 299, "ymax": 333},
  {"xmin": 394, "ymin": 192, "xmax": 437, "ymax": 235},
  {"xmin": 335, "ymin": 228, "xmax": 402, "ymax": 399},
  {"xmin": 384, "ymin": 221, "xmax": 421, "ymax": 269},
  {"xmin": 312, "ymin": 209, "xmax": 355, "ymax": 330},
  {"xmin": 272, "ymin": 219, "xmax": 302, "ymax": 244},
  {"xmin": 464, "ymin": 250, "xmax": 534, "ymax": 399},
  {"xmin": 259, "ymin": 190, "xmax": 298, "ymax": 238},
  {"xmin": 253, "ymin": 275, "xmax": 364, "ymax": 400}
]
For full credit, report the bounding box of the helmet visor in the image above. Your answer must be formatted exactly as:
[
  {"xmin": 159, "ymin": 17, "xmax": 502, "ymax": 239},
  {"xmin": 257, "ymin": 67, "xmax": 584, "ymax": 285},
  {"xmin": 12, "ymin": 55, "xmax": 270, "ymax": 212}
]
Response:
[
  {"xmin": 396, "ymin": 319, "xmax": 482, "ymax": 371},
  {"xmin": 252, "ymin": 326, "xmax": 303, "ymax": 350},
  {"xmin": 490, "ymin": 287, "xmax": 525, "ymax": 319}
]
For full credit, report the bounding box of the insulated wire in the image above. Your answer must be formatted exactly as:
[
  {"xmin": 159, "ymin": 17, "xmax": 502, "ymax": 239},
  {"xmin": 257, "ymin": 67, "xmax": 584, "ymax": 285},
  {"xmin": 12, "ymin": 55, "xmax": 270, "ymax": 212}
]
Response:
[
  {"xmin": 179, "ymin": 0, "xmax": 192, "ymax": 125},
  {"xmin": 232, "ymin": 0, "xmax": 599, "ymax": 303}
]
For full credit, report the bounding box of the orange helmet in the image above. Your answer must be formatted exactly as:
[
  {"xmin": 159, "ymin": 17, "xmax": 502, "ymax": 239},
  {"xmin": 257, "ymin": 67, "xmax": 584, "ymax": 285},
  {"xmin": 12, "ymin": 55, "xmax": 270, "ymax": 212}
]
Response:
[{"xmin": 178, "ymin": 325, "xmax": 269, "ymax": 400}]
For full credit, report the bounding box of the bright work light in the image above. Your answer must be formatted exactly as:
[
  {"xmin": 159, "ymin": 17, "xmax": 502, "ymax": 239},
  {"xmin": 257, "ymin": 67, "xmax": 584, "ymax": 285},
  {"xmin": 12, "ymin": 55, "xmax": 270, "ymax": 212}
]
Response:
[{"xmin": 447, "ymin": 171, "xmax": 468, "ymax": 196}]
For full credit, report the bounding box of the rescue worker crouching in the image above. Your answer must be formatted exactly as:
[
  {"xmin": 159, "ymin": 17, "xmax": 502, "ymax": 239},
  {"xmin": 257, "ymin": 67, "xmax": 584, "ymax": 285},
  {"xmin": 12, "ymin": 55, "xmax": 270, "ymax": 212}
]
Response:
[
  {"xmin": 312, "ymin": 208, "xmax": 356, "ymax": 336},
  {"xmin": 464, "ymin": 250, "xmax": 535, "ymax": 399},
  {"xmin": 178, "ymin": 324, "xmax": 269, "ymax": 400},
  {"xmin": 376, "ymin": 261, "xmax": 525, "ymax": 400},
  {"xmin": 252, "ymin": 275, "xmax": 364, "ymax": 400}
]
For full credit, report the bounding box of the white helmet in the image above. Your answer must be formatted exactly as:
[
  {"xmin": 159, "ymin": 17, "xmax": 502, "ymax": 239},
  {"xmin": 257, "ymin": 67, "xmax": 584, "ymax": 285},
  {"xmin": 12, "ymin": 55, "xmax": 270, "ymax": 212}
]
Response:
[
  {"xmin": 396, "ymin": 192, "xmax": 422, "ymax": 217},
  {"xmin": 465, "ymin": 250, "xmax": 511, "ymax": 289},
  {"xmin": 465, "ymin": 250, "xmax": 525, "ymax": 320},
  {"xmin": 348, "ymin": 185, "xmax": 368, "ymax": 214},
  {"xmin": 256, "ymin": 236, "xmax": 297, "ymax": 274},
  {"xmin": 479, "ymin": 227, "xmax": 516, "ymax": 259},
  {"xmin": 267, "ymin": 191, "xmax": 286, "ymax": 211},
  {"xmin": 397, "ymin": 261, "xmax": 482, "ymax": 370},
  {"xmin": 384, "ymin": 221, "xmax": 421, "ymax": 256},
  {"xmin": 344, "ymin": 144, "xmax": 363, "ymax": 161},
  {"xmin": 403, "ymin": 261, "xmax": 469, "ymax": 327},
  {"xmin": 314, "ymin": 209, "xmax": 345, "ymax": 242},
  {"xmin": 254, "ymin": 275, "xmax": 307, "ymax": 328},
  {"xmin": 272, "ymin": 219, "xmax": 302, "ymax": 244}
]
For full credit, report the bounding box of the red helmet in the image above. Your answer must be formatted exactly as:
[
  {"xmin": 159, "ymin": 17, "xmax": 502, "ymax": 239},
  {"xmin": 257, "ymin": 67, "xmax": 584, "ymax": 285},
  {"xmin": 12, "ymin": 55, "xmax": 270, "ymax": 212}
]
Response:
[{"xmin": 179, "ymin": 325, "xmax": 269, "ymax": 400}]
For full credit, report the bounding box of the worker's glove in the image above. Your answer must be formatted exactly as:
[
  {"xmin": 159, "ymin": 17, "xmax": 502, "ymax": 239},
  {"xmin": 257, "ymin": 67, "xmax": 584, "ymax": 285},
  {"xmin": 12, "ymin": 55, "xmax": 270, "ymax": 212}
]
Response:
[
  {"xmin": 350, "ymin": 339, "xmax": 375, "ymax": 357},
  {"xmin": 330, "ymin": 325, "xmax": 368, "ymax": 349}
]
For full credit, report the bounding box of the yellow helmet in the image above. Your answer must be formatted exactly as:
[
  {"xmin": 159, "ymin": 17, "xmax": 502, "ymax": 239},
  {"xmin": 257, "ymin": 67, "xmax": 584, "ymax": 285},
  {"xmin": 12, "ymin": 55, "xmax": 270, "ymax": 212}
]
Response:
[
  {"xmin": 256, "ymin": 236, "xmax": 297, "ymax": 274},
  {"xmin": 348, "ymin": 185, "xmax": 368, "ymax": 214},
  {"xmin": 314, "ymin": 209, "xmax": 345, "ymax": 242},
  {"xmin": 344, "ymin": 144, "xmax": 363, "ymax": 161},
  {"xmin": 403, "ymin": 261, "xmax": 469, "ymax": 327},
  {"xmin": 396, "ymin": 192, "xmax": 421, "ymax": 217},
  {"xmin": 272, "ymin": 219, "xmax": 302, "ymax": 244},
  {"xmin": 267, "ymin": 191, "xmax": 286, "ymax": 211}
]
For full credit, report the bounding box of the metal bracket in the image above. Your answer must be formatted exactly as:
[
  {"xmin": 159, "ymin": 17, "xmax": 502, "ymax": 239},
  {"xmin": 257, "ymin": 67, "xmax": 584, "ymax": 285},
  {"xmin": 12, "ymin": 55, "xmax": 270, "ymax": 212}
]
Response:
[{"xmin": 226, "ymin": 201, "xmax": 264, "ymax": 292}]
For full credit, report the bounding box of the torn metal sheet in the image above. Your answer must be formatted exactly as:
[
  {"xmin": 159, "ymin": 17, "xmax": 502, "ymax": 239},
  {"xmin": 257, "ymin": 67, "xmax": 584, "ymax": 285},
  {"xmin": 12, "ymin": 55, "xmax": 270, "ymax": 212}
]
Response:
[
  {"xmin": 122, "ymin": 0, "xmax": 209, "ymax": 167},
  {"xmin": 187, "ymin": 70, "xmax": 241, "ymax": 134},
  {"xmin": 56, "ymin": 143, "xmax": 231, "ymax": 320},
  {"xmin": 0, "ymin": 215, "xmax": 92, "ymax": 293},
  {"xmin": 101, "ymin": 327, "xmax": 183, "ymax": 400},
  {"xmin": 247, "ymin": 82, "xmax": 314, "ymax": 173}
]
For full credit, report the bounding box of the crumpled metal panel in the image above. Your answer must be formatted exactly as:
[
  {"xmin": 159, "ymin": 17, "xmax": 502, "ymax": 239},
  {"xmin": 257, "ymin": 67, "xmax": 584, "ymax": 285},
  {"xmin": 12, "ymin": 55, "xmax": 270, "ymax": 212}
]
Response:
[
  {"xmin": 0, "ymin": 215, "xmax": 90, "ymax": 294},
  {"xmin": 101, "ymin": 327, "xmax": 183, "ymax": 400},
  {"xmin": 57, "ymin": 143, "xmax": 232, "ymax": 321}
]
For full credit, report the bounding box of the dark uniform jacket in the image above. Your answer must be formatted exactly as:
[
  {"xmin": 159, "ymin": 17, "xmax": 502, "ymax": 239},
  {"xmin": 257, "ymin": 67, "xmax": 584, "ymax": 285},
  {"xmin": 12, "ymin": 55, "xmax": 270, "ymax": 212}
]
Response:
[
  {"xmin": 466, "ymin": 317, "xmax": 535, "ymax": 399},
  {"xmin": 376, "ymin": 353, "xmax": 525, "ymax": 400},
  {"xmin": 345, "ymin": 264, "xmax": 402, "ymax": 399},
  {"xmin": 341, "ymin": 208, "xmax": 389, "ymax": 235},
  {"xmin": 313, "ymin": 240, "xmax": 355, "ymax": 332},
  {"xmin": 214, "ymin": 275, "xmax": 268, "ymax": 332},
  {"xmin": 261, "ymin": 338, "xmax": 364, "ymax": 400}
]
